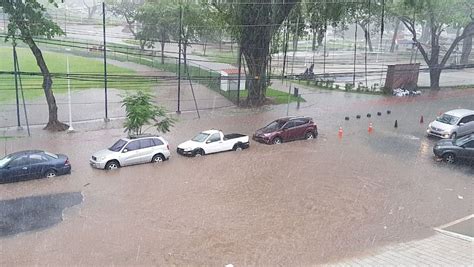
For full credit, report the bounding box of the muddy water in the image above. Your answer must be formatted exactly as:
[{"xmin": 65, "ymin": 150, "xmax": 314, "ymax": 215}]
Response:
[{"xmin": 0, "ymin": 91, "xmax": 472, "ymax": 265}]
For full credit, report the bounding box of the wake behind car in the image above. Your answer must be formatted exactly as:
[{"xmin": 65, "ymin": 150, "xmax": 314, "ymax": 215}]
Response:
[
  {"xmin": 253, "ymin": 116, "xmax": 317, "ymax": 144},
  {"xmin": 177, "ymin": 130, "xmax": 249, "ymax": 157},
  {"xmin": 433, "ymin": 134, "xmax": 474, "ymax": 164},
  {"xmin": 90, "ymin": 134, "xmax": 170, "ymax": 170},
  {"xmin": 427, "ymin": 109, "xmax": 474, "ymax": 139},
  {"xmin": 0, "ymin": 150, "xmax": 71, "ymax": 184}
]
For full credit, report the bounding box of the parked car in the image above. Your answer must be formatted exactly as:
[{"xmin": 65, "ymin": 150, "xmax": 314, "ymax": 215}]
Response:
[
  {"xmin": 433, "ymin": 134, "xmax": 474, "ymax": 163},
  {"xmin": 427, "ymin": 109, "xmax": 474, "ymax": 139},
  {"xmin": 177, "ymin": 130, "xmax": 249, "ymax": 157},
  {"xmin": 90, "ymin": 134, "xmax": 170, "ymax": 170},
  {"xmin": 0, "ymin": 150, "xmax": 71, "ymax": 184},
  {"xmin": 253, "ymin": 116, "xmax": 317, "ymax": 144}
]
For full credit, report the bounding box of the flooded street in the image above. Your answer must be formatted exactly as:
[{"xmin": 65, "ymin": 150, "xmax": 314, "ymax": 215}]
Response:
[{"xmin": 0, "ymin": 87, "xmax": 472, "ymax": 265}]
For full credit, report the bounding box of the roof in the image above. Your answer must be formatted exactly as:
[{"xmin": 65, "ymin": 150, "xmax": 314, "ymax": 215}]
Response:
[
  {"xmin": 221, "ymin": 69, "xmax": 242, "ymax": 75},
  {"xmin": 276, "ymin": 116, "xmax": 311, "ymax": 122},
  {"xmin": 7, "ymin": 150, "xmax": 43, "ymax": 157},
  {"xmin": 444, "ymin": 109, "xmax": 474, "ymax": 117},
  {"xmin": 201, "ymin": 129, "xmax": 221, "ymax": 135},
  {"xmin": 126, "ymin": 134, "xmax": 160, "ymax": 140}
]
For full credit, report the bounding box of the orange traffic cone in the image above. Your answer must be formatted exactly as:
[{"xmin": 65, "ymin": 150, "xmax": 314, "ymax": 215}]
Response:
[
  {"xmin": 368, "ymin": 122, "xmax": 374, "ymax": 133},
  {"xmin": 338, "ymin": 126, "xmax": 343, "ymax": 138},
  {"xmin": 420, "ymin": 115, "xmax": 424, "ymax": 124}
]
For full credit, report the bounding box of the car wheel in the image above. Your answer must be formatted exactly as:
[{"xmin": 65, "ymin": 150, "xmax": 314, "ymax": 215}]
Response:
[
  {"xmin": 450, "ymin": 132, "xmax": 457, "ymax": 139},
  {"xmin": 105, "ymin": 160, "xmax": 120, "ymax": 170},
  {"xmin": 45, "ymin": 169, "xmax": 57, "ymax": 178},
  {"xmin": 234, "ymin": 144, "xmax": 243, "ymax": 151},
  {"xmin": 443, "ymin": 153, "xmax": 456, "ymax": 164},
  {"xmin": 194, "ymin": 149, "xmax": 204, "ymax": 157},
  {"xmin": 152, "ymin": 154, "xmax": 165, "ymax": 163},
  {"xmin": 305, "ymin": 132, "xmax": 315, "ymax": 140},
  {"xmin": 272, "ymin": 137, "xmax": 282, "ymax": 145}
]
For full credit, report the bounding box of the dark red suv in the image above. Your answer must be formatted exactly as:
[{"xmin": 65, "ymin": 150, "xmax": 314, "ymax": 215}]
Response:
[{"xmin": 253, "ymin": 116, "xmax": 318, "ymax": 144}]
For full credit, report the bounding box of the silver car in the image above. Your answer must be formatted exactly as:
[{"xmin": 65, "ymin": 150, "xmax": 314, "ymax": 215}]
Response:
[
  {"xmin": 90, "ymin": 135, "xmax": 171, "ymax": 170},
  {"xmin": 427, "ymin": 109, "xmax": 474, "ymax": 139}
]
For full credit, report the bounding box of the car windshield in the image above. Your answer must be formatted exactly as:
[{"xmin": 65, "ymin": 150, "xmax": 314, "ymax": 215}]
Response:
[
  {"xmin": 263, "ymin": 120, "xmax": 286, "ymax": 132},
  {"xmin": 192, "ymin": 133, "xmax": 210, "ymax": 142},
  {"xmin": 0, "ymin": 156, "xmax": 11, "ymax": 168},
  {"xmin": 436, "ymin": 114, "xmax": 459, "ymax": 125},
  {"xmin": 109, "ymin": 139, "xmax": 127, "ymax": 152}
]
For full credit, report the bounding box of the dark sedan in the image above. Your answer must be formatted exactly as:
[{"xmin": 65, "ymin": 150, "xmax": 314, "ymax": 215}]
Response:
[
  {"xmin": 253, "ymin": 116, "xmax": 318, "ymax": 145},
  {"xmin": 433, "ymin": 134, "xmax": 474, "ymax": 163},
  {"xmin": 0, "ymin": 150, "xmax": 71, "ymax": 184}
]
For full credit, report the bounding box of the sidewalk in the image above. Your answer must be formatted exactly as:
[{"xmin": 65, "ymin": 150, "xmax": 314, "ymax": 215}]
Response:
[{"xmin": 329, "ymin": 232, "xmax": 473, "ymax": 266}]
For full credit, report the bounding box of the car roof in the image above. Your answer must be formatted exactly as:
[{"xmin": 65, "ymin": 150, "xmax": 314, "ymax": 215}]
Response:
[
  {"xmin": 7, "ymin": 150, "xmax": 43, "ymax": 158},
  {"xmin": 444, "ymin": 109, "xmax": 474, "ymax": 117},
  {"xmin": 124, "ymin": 134, "xmax": 161, "ymax": 141},
  {"xmin": 276, "ymin": 116, "xmax": 311, "ymax": 122},
  {"xmin": 201, "ymin": 129, "xmax": 221, "ymax": 135}
]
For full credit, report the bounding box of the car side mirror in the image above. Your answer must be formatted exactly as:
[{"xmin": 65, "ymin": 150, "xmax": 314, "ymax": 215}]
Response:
[{"xmin": 122, "ymin": 148, "xmax": 128, "ymax": 153}]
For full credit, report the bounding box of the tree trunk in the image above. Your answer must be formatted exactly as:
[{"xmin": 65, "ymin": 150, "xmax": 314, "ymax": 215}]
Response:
[
  {"xmin": 390, "ymin": 20, "xmax": 400, "ymax": 53},
  {"xmin": 362, "ymin": 26, "xmax": 373, "ymax": 52},
  {"xmin": 429, "ymin": 67, "xmax": 441, "ymax": 90},
  {"xmin": 312, "ymin": 28, "xmax": 317, "ymax": 51},
  {"xmin": 160, "ymin": 41, "xmax": 165, "ymax": 64},
  {"xmin": 24, "ymin": 37, "xmax": 68, "ymax": 131},
  {"xmin": 242, "ymin": 47, "xmax": 269, "ymax": 106},
  {"xmin": 461, "ymin": 35, "xmax": 472, "ymax": 65},
  {"xmin": 317, "ymin": 26, "xmax": 325, "ymax": 47}
]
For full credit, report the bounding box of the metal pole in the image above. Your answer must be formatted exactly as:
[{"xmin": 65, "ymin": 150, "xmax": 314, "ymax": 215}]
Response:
[
  {"xmin": 14, "ymin": 49, "xmax": 30, "ymax": 136},
  {"xmin": 286, "ymin": 84, "xmax": 291, "ymax": 116},
  {"xmin": 353, "ymin": 21, "xmax": 358, "ymax": 86},
  {"xmin": 177, "ymin": 5, "xmax": 182, "ymax": 114},
  {"xmin": 66, "ymin": 53, "xmax": 74, "ymax": 132},
  {"xmin": 102, "ymin": 2, "xmax": 109, "ymax": 121},
  {"xmin": 237, "ymin": 45, "xmax": 242, "ymax": 106},
  {"xmin": 13, "ymin": 44, "xmax": 21, "ymax": 128}
]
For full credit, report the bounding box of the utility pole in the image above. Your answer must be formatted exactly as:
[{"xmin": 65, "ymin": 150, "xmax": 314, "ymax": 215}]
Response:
[
  {"xmin": 102, "ymin": 2, "xmax": 109, "ymax": 121},
  {"xmin": 177, "ymin": 5, "xmax": 183, "ymax": 114},
  {"xmin": 353, "ymin": 21, "xmax": 358, "ymax": 86},
  {"xmin": 66, "ymin": 49, "xmax": 74, "ymax": 133},
  {"xmin": 13, "ymin": 43, "xmax": 21, "ymax": 129}
]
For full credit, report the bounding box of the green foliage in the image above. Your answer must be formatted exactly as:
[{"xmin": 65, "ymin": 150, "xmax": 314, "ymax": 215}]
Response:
[
  {"xmin": 2, "ymin": 0, "xmax": 64, "ymax": 42},
  {"xmin": 122, "ymin": 91, "xmax": 175, "ymax": 136}
]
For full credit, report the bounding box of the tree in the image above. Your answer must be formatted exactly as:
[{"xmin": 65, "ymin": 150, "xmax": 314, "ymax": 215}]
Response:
[
  {"xmin": 461, "ymin": 0, "xmax": 474, "ymax": 64},
  {"xmin": 107, "ymin": 0, "xmax": 145, "ymax": 49},
  {"xmin": 2, "ymin": 0, "xmax": 68, "ymax": 131},
  {"xmin": 304, "ymin": 0, "xmax": 346, "ymax": 51},
  {"xmin": 394, "ymin": 0, "xmax": 474, "ymax": 89},
  {"xmin": 83, "ymin": 0, "xmax": 99, "ymax": 20},
  {"xmin": 176, "ymin": 1, "xmax": 204, "ymax": 68},
  {"xmin": 136, "ymin": 0, "xmax": 177, "ymax": 63},
  {"xmin": 122, "ymin": 91, "xmax": 175, "ymax": 136},
  {"xmin": 213, "ymin": 0, "xmax": 298, "ymax": 106}
]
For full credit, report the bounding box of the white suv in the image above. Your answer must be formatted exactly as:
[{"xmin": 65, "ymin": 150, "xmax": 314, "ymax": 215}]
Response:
[
  {"xmin": 427, "ymin": 109, "xmax": 474, "ymax": 139},
  {"xmin": 90, "ymin": 135, "xmax": 171, "ymax": 170}
]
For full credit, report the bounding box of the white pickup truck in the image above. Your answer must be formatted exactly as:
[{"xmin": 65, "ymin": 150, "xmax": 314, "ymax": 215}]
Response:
[{"xmin": 177, "ymin": 130, "xmax": 250, "ymax": 157}]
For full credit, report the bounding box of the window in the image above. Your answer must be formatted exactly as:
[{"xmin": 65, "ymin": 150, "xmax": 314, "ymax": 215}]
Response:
[
  {"xmin": 152, "ymin": 138, "xmax": 164, "ymax": 146},
  {"xmin": 293, "ymin": 119, "xmax": 308, "ymax": 127},
  {"xmin": 208, "ymin": 133, "xmax": 221, "ymax": 143},
  {"xmin": 192, "ymin": 133, "xmax": 210, "ymax": 142},
  {"xmin": 124, "ymin": 141, "xmax": 140, "ymax": 151},
  {"xmin": 109, "ymin": 139, "xmax": 128, "ymax": 152},
  {"xmin": 139, "ymin": 139, "xmax": 154, "ymax": 149},
  {"xmin": 283, "ymin": 121, "xmax": 295, "ymax": 129},
  {"xmin": 464, "ymin": 141, "xmax": 474, "ymax": 148},
  {"xmin": 29, "ymin": 154, "xmax": 48, "ymax": 164},
  {"xmin": 8, "ymin": 155, "xmax": 28, "ymax": 168},
  {"xmin": 461, "ymin": 115, "xmax": 474, "ymax": 123}
]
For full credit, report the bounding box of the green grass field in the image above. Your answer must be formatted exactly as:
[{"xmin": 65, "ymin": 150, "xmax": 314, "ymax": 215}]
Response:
[{"xmin": 0, "ymin": 46, "xmax": 149, "ymax": 102}]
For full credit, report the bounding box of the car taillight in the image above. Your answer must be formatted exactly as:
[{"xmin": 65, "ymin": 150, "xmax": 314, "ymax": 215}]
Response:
[{"xmin": 65, "ymin": 158, "xmax": 70, "ymax": 165}]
